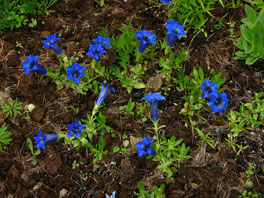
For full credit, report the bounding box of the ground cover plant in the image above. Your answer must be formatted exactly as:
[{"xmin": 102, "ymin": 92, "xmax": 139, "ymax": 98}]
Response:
[{"xmin": 0, "ymin": 0, "xmax": 264, "ymax": 197}]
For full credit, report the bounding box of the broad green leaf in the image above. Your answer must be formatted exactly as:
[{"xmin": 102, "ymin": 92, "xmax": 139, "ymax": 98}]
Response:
[
  {"xmin": 245, "ymin": 5, "xmax": 258, "ymax": 24},
  {"xmin": 246, "ymin": 56, "xmax": 258, "ymax": 65},
  {"xmin": 133, "ymin": 82, "xmax": 145, "ymax": 89},
  {"xmin": 241, "ymin": 28, "xmax": 253, "ymax": 43}
]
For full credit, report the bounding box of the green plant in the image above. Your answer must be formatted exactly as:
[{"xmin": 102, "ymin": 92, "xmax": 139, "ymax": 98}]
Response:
[
  {"xmin": 234, "ymin": 5, "xmax": 264, "ymax": 65},
  {"xmin": 47, "ymin": 55, "xmax": 99, "ymax": 94},
  {"xmin": 0, "ymin": 0, "xmax": 58, "ymax": 32},
  {"xmin": 226, "ymin": 134, "xmax": 249, "ymax": 156},
  {"xmin": 227, "ymin": 20, "xmax": 236, "ymax": 41},
  {"xmin": 27, "ymin": 137, "xmax": 41, "ymax": 165},
  {"xmin": 158, "ymin": 48, "xmax": 189, "ymax": 82},
  {"xmin": 174, "ymin": 67, "xmax": 226, "ymax": 128},
  {"xmin": 112, "ymin": 146, "xmax": 120, "ymax": 153},
  {"xmin": 72, "ymin": 160, "xmax": 79, "ymax": 169},
  {"xmin": 227, "ymin": 111, "xmax": 246, "ymax": 137},
  {"xmin": 28, "ymin": 18, "xmax": 37, "ymax": 27},
  {"xmin": 0, "ymin": 123, "xmax": 12, "ymax": 152},
  {"xmin": 168, "ymin": 0, "xmax": 218, "ymax": 36},
  {"xmin": 239, "ymin": 190, "xmax": 263, "ymax": 198},
  {"xmin": 195, "ymin": 127, "xmax": 216, "ymax": 149},
  {"xmin": 229, "ymin": 92, "xmax": 264, "ymax": 130},
  {"xmin": 246, "ymin": 0, "xmax": 264, "ymax": 13},
  {"xmin": 1, "ymin": 98, "xmax": 23, "ymax": 118},
  {"xmin": 153, "ymin": 136, "xmax": 191, "ymax": 177},
  {"xmin": 100, "ymin": 0, "xmax": 104, "ymax": 7},
  {"xmin": 86, "ymin": 136, "xmax": 108, "ymax": 164},
  {"xmin": 119, "ymin": 98, "xmax": 135, "ymax": 116},
  {"xmin": 236, "ymin": 144, "xmax": 249, "ymax": 156},
  {"xmin": 109, "ymin": 24, "xmax": 147, "ymax": 93},
  {"xmin": 135, "ymin": 181, "xmax": 165, "ymax": 198},
  {"xmin": 218, "ymin": 0, "xmax": 242, "ymax": 8}
]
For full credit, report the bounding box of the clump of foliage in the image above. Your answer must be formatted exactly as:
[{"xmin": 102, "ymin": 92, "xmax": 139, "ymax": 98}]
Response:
[
  {"xmin": 0, "ymin": 0, "xmax": 58, "ymax": 32},
  {"xmin": 136, "ymin": 181, "xmax": 165, "ymax": 198},
  {"xmin": 0, "ymin": 123, "xmax": 12, "ymax": 152},
  {"xmin": 1, "ymin": 98, "xmax": 23, "ymax": 118},
  {"xmin": 234, "ymin": 5, "xmax": 264, "ymax": 65}
]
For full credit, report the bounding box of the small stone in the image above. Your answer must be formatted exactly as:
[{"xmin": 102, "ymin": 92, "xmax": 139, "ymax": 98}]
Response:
[
  {"xmin": 130, "ymin": 136, "xmax": 142, "ymax": 146},
  {"xmin": 0, "ymin": 91, "xmax": 10, "ymax": 106},
  {"xmin": 59, "ymin": 189, "xmax": 68, "ymax": 198},
  {"xmin": 32, "ymin": 182, "xmax": 43, "ymax": 191},
  {"xmin": 123, "ymin": 140, "xmax": 129, "ymax": 147}
]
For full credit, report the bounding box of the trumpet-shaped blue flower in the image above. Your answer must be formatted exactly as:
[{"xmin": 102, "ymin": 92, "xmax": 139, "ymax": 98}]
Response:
[
  {"xmin": 67, "ymin": 120, "xmax": 85, "ymax": 138},
  {"xmin": 136, "ymin": 137, "xmax": 156, "ymax": 156},
  {"xmin": 42, "ymin": 33, "xmax": 63, "ymax": 55},
  {"xmin": 86, "ymin": 43, "xmax": 106, "ymax": 61},
  {"xmin": 141, "ymin": 93, "xmax": 165, "ymax": 122},
  {"xmin": 33, "ymin": 128, "xmax": 58, "ymax": 150},
  {"xmin": 66, "ymin": 62, "xmax": 86, "ymax": 84},
  {"xmin": 105, "ymin": 191, "xmax": 116, "ymax": 198},
  {"xmin": 23, "ymin": 55, "xmax": 47, "ymax": 75},
  {"xmin": 96, "ymin": 82, "xmax": 115, "ymax": 106},
  {"xmin": 208, "ymin": 92, "xmax": 228, "ymax": 113},
  {"xmin": 165, "ymin": 20, "xmax": 186, "ymax": 47},
  {"xmin": 161, "ymin": 0, "xmax": 174, "ymax": 6},
  {"xmin": 134, "ymin": 30, "xmax": 156, "ymax": 53},
  {"xmin": 93, "ymin": 36, "xmax": 112, "ymax": 48},
  {"xmin": 201, "ymin": 79, "xmax": 218, "ymax": 98}
]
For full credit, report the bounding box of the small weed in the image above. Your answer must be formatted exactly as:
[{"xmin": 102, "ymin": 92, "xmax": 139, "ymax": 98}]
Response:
[
  {"xmin": 0, "ymin": 123, "xmax": 12, "ymax": 152},
  {"xmin": 1, "ymin": 98, "xmax": 23, "ymax": 118}
]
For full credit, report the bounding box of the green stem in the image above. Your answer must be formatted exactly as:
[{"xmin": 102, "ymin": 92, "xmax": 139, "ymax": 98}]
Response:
[
  {"xmin": 91, "ymin": 104, "xmax": 100, "ymax": 120},
  {"xmin": 91, "ymin": 59, "xmax": 96, "ymax": 79},
  {"xmin": 153, "ymin": 120, "xmax": 160, "ymax": 145}
]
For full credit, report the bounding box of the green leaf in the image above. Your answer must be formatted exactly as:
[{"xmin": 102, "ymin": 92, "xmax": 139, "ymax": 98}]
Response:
[
  {"xmin": 34, "ymin": 149, "xmax": 41, "ymax": 156},
  {"xmin": 246, "ymin": 56, "xmax": 258, "ymax": 65},
  {"xmin": 133, "ymin": 82, "xmax": 145, "ymax": 89},
  {"xmin": 245, "ymin": 5, "xmax": 258, "ymax": 24},
  {"xmin": 138, "ymin": 181, "xmax": 145, "ymax": 193},
  {"xmin": 241, "ymin": 27, "xmax": 253, "ymax": 43},
  {"xmin": 112, "ymin": 146, "xmax": 120, "ymax": 153},
  {"xmin": 235, "ymin": 51, "xmax": 247, "ymax": 59},
  {"xmin": 27, "ymin": 138, "xmax": 33, "ymax": 153},
  {"xmin": 234, "ymin": 37, "xmax": 245, "ymax": 50},
  {"xmin": 252, "ymin": 32, "xmax": 264, "ymax": 57}
]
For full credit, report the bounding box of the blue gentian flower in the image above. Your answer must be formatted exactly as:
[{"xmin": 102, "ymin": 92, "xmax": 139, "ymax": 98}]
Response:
[
  {"xmin": 161, "ymin": 0, "xmax": 174, "ymax": 6},
  {"xmin": 86, "ymin": 43, "xmax": 106, "ymax": 61},
  {"xmin": 93, "ymin": 36, "xmax": 112, "ymax": 48},
  {"xmin": 42, "ymin": 33, "xmax": 63, "ymax": 55},
  {"xmin": 66, "ymin": 62, "xmax": 86, "ymax": 84},
  {"xmin": 208, "ymin": 92, "xmax": 228, "ymax": 113},
  {"xmin": 134, "ymin": 30, "xmax": 156, "ymax": 53},
  {"xmin": 136, "ymin": 137, "xmax": 156, "ymax": 156},
  {"xmin": 96, "ymin": 82, "xmax": 115, "ymax": 106},
  {"xmin": 33, "ymin": 128, "xmax": 59, "ymax": 150},
  {"xmin": 67, "ymin": 120, "xmax": 85, "ymax": 138},
  {"xmin": 105, "ymin": 191, "xmax": 116, "ymax": 198},
  {"xmin": 201, "ymin": 79, "xmax": 218, "ymax": 98},
  {"xmin": 165, "ymin": 20, "xmax": 186, "ymax": 47},
  {"xmin": 23, "ymin": 55, "xmax": 47, "ymax": 75},
  {"xmin": 141, "ymin": 93, "xmax": 165, "ymax": 122}
]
